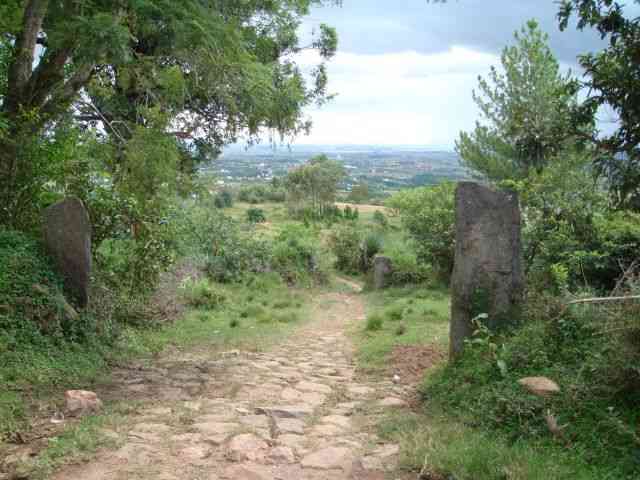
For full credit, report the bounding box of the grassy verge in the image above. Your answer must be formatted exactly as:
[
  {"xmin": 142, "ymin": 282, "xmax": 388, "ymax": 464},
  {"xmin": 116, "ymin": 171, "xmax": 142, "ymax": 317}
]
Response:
[
  {"xmin": 355, "ymin": 285, "xmax": 637, "ymax": 480},
  {"xmin": 357, "ymin": 285, "xmax": 449, "ymax": 374},
  {"xmin": 1, "ymin": 272, "xmax": 311, "ymax": 464},
  {"xmin": 122, "ymin": 273, "xmax": 312, "ymax": 357},
  {"xmin": 377, "ymin": 410, "xmax": 602, "ymax": 480}
]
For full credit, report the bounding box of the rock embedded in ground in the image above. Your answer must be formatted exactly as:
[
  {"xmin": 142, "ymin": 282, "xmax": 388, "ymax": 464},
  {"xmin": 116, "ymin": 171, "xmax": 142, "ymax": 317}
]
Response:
[
  {"xmin": 254, "ymin": 405, "xmax": 313, "ymax": 419},
  {"xmin": 294, "ymin": 381, "xmax": 332, "ymax": 395},
  {"xmin": 274, "ymin": 417, "xmax": 306, "ymax": 435},
  {"xmin": 226, "ymin": 434, "xmax": 268, "ymax": 462},
  {"xmin": 267, "ymin": 446, "xmax": 296, "ymax": 464},
  {"xmin": 377, "ymin": 397, "xmax": 406, "ymax": 408},
  {"xmin": 347, "ymin": 385, "xmax": 375, "ymax": 397},
  {"xmin": 193, "ymin": 421, "xmax": 240, "ymax": 445},
  {"xmin": 65, "ymin": 390, "xmax": 102, "ymax": 416},
  {"xmin": 320, "ymin": 415, "xmax": 351, "ymax": 430},
  {"xmin": 301, "ymin": 446, "xmax": 354, "ymax": 470},
  {"xmin": 518, "ymin": 377, "xmax": 560, "ymax": 397}
]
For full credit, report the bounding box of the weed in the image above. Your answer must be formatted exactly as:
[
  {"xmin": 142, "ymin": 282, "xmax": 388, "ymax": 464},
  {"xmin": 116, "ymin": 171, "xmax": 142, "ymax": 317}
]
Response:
[
  {"xmin": 182, "ymin": 279, "xmax": 226, "ymax": 309},
  {"xmin": 229, "ymin": 318, "xmax": 240, "ymax": 328},
  {"xmin": 395, "ymin": 324, "xmax": 407, "ymax": 336},
  {"xmin": 384, "ymin": 304, "xmax": 404, "ymax": 321},
  {"xmin": 366, "ymin": 313, "xmax": 384, "ymax": 331}
]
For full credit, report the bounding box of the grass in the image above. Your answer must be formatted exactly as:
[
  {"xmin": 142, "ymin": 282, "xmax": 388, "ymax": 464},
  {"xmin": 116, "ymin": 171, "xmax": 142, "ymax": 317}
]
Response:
[
  {"xmin": 21, "ymin": 409, "xmax": 125, "ymax": 480},
  {"xmin": 357, "ymin": 285, "xmax": 450, "ymax": 373},
  {"xmin": 120, "ymin": 272, "xmax": 310, "ymax": 356},
  {"xmin": 377, "ymin": 410, "xmax": 604, "ymax": 480},
  {"xmin": 355, "ymin": 284, "xmax": 640, "ymax": 480}
]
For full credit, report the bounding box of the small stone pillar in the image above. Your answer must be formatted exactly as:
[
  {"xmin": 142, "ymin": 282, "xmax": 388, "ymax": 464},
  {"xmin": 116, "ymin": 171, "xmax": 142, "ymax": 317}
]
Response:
[
  {"xmin": 373, "ymin": 255, "xmax": 393, "ymax": 290},
  {"xmin": 44, "ymin": 197, "xmax": 92, "ymax": 307},
  {"xmin": 450, "ymin": 182, "xmax": 524, "ymax": 359}
]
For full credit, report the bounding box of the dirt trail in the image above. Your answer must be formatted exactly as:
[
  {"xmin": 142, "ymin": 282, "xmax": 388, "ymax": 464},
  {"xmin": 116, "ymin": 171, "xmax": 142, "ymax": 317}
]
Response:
[{"xmin": 52, "ymin": 287, "xmax": 409, "ymax": 480}]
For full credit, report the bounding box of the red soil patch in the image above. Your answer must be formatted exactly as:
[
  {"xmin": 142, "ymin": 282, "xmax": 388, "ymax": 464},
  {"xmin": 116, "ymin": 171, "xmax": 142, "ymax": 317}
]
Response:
[{"xmin": 389, "ymin": 344, "xmax": 446, "ymax": 387}]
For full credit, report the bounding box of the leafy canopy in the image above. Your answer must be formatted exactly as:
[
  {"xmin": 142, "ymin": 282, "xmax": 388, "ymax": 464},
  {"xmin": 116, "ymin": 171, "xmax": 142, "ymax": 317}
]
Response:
[
  {"xmin": 558, "ymin": 0, "xmax": 640, "ymax": 208},
  {"xmin": 456, "ymin": 20, "xmax": 585, "ymax": 182},
  {"xmin": 0, "ymin": 0, "xmax": 340, "ymax": 228}
]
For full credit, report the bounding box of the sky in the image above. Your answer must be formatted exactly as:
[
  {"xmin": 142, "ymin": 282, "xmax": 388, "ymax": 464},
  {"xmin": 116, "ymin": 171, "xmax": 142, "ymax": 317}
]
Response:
[{"xmin": 291, "ymin": 0, "xmax": 611, "ymax": 147}]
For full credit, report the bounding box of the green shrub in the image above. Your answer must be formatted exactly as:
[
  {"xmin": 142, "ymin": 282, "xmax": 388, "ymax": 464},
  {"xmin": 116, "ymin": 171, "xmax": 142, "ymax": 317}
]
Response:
[
  {"xmin": 0, "ymin": 230, "xmax": 63, "ymax": 335},
  {"xmin": 372, "ymin": 210, "xmax": 388, "ymax": 229},
  {"xmin": 238, "ymin": 184, "xmax": 285, "ymax": 204},
  {"xmin": 329, "ymin": 224, "xmax": 363, "ymax": 274},
  {"xmin": 384, "ymin": 304, "xmax": 405, "ymax": 321},
  {"xmin": 423, "ymin": 301, "xmax": 640, "ymax": 477},
  {"xmin": 181, "ymin": 279, "xmax": 226, "ymax": 309},
  {"xmin": 366, "ymin": 313, "xmax": 384, "ymax": 331},
  {"xmin": 246, "ymin": 207, "xmax": 266, "ymax": 224},
  {"xmin": 214, "ymin": 190, "xmax": 234, "ymax": 209},
  {"xmin": 362, "ymin": 232, "xmax": 383, "ymax": 269},
  {"xmin": 202, "ymin": 221, "xmax": 270, "ymax": 283},
  {"xmin": 270, "ymin": 224, "xmax": 326, "ymax": 284},
  {"xmin": 383, "ymin": 237, "xmax": 433, "ymax": 286},
  {"xmin": 387, "ymin": 183, "xmax": 455, "ymax": 281}
]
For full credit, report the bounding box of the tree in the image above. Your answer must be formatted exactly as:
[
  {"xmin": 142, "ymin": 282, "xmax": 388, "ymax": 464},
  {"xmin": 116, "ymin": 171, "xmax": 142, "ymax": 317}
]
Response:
[
  {"xmin": 285, "ymin": 154, "xmax": 346, "ymax": 218},
  {"xmin": 347, "ymin": 182, "xmax": 370, "ymax": 204},
  {"xmin": 558, "ymin": 0, "xmax": 640, "ymax": 208},
  {"xmin": 0, "ymin": 0, "xmax": 339, "ymax": 228},
  {"xmin": 456, "ymin": 20, "xmax": 585, "ymax": 182}
]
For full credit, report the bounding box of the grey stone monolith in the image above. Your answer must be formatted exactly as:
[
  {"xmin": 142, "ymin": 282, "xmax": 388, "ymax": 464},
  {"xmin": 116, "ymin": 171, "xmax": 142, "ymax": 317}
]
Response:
[
  {"xmin": 373, "ymin": 255, "xmax": 393, "ymax": 290},
  {"xmin": 450, "ymin": 182, "xmax": 524, "ymax": 359},
  {"xmin": 44, "ymin": 197, "xmax": 91, "ymax": 307}
]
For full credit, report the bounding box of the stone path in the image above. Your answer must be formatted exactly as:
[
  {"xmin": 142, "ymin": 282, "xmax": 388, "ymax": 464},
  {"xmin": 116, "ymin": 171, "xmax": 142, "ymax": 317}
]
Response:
[{"xmin": 53, "ymin": 288, "xmax": 409, "ymax": 480}]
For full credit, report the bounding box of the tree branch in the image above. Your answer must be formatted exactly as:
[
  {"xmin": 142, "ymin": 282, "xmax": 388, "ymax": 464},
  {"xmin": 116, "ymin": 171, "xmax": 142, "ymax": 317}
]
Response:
[
  {"xmin": 4, "ymin": 0, "xmax": 50, "ymax": 114},
  {"xmin": 28, "ymin": 47, "xmax": 74, "ymax": 109},
  {"xmin": 40, "ymin": 63, "xmax": 96, "ymax": 120}
]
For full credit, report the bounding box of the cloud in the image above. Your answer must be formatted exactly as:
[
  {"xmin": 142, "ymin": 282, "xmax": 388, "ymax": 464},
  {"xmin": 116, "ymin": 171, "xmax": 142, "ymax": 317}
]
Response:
[
  {"xmin": 290, "ymin": 0, "xmax": 624, "ymax": 146},
  {"xmin": 296, "ymin": 47, "xmax": 499, "ymax": 145}
]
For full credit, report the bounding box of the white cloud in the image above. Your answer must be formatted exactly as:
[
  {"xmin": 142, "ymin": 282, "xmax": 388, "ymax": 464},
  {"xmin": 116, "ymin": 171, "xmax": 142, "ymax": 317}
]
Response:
[{"xmin": 295, "ymin": 47, "xmax": 499, "ymax": 146}]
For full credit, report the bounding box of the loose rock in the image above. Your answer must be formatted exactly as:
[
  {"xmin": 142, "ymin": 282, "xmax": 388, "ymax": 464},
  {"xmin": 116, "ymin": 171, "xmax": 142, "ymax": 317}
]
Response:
[
  {"xmin": 518, "ymin": 377, "xmax": 560, "ymax": 397},
  {"xmin": 65, "ymin": 390, "xmax": 102, "ymax": 416}
]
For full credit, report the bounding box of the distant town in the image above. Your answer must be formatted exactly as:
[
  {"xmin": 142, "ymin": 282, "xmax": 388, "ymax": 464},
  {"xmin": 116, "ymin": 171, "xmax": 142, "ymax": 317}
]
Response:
[{"xmin": 203, "ymin": 144, "xmax": 469, "ymax": 194}]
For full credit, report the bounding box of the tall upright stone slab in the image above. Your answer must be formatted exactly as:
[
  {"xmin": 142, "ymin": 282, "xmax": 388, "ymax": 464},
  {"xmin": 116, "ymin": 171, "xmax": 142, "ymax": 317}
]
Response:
[
  {"xmin": 373, "ymin": 255, "xmax": 393, "ymax": 290},
  {"xmin": 44, "ymin": 197, "xmax": 92, "ymax": 307},
  {"xmin": 450, "ymin": 182, "xmax": 524, "ymax": 359}
]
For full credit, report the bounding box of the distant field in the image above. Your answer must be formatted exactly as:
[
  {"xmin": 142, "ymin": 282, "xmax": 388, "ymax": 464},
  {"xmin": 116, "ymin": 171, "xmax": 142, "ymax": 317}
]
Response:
[{"xmin": 334, "ymin": 202, "xmax": 389, "ymax": 214}]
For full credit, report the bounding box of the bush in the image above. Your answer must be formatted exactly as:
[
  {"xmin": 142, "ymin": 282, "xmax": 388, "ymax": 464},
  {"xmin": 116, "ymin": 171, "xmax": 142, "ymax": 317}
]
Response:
[
  {"xmin": 372, "ymin": 210, "xmax": 388, "ymax": 229},
  {"xmin": 0, "ymin": 230, "xmax": 65, "ymax": 336},
  {"xmin": 247, "ymin": 208, "xmax": 267, "ymax": 224},
  {"xmin": 181, "ymin": 279, "xmax": 226, "ymax": 309},
  {"xmin": 238, "ymin": 184, "xmax": 285, "ymax": 204},
  {"xmin": 214, "ymin": 190, "xmax": 234, "ymax": 209},
  {"xmin": 270, "ymin": 224, "xmax": 326, "ymax": 284},
  {"xmin": 423, "ymin": 300, "xmax": 640, "ymax": 477},
  {"xmin": 387, "ymin": 183, "xmax": 455, "ymax": 281},
  {"xmin": 383, "ymin": 236, "xmax": 433, "ymax": 286},
  {"xmin": 329, "ymin": 224, "xmax": 363, "ymax": 274},
  {"xmin": 362, "ymin": 232, "xmax": 383, "ymax": 269}
]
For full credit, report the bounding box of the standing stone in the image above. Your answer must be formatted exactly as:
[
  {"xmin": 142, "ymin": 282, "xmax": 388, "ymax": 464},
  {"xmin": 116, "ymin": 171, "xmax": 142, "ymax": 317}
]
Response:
[
  {"xmin": 373, "ymin": 256, "xmax": 393, "ymax": 290},
  {"xmin": 450, "ymin": 182, "xmax": 524, "ymax": 359},
  {"xmin": 44, "ymin": 197, "xmax": 91, "ymax": 307}
]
